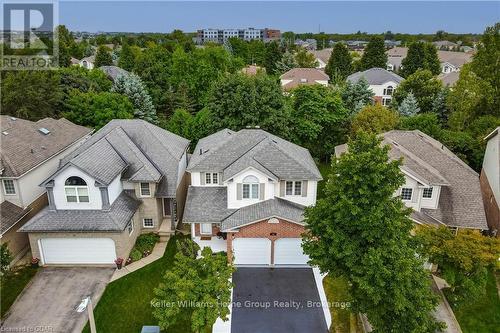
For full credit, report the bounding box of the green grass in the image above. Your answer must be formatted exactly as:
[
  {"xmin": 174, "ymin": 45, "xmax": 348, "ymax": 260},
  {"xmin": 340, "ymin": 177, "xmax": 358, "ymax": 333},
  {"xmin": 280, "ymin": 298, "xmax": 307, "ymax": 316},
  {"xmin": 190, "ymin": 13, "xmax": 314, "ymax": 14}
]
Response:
[
  {"xmin": 0, "ymin": 265, "xmax": 38, "ymax": 318},
  {"xmin": 317, "ymin": 162, "xmax": 333, "ymax": 200},
  {"xmin": 323, "ymin": 275, "xmax": 357, "ymax": 333},
  {"xmin": 83, "ymin": 235, "xmax": 192, "ymax": 333},
  {"xmin": 446, "ymin": 270, "xmax": 500, "ymax": 333}
]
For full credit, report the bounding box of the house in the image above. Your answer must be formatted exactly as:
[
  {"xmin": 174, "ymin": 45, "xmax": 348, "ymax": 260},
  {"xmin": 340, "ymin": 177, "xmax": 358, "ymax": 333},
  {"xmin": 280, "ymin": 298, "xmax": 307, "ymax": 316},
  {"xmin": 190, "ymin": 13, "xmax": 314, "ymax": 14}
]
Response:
[
  {"xmin": 432, "ymin": 40, "xmax": 459, "ymax": 50},
  {"xmin": 183, "ymin": 128, "xmax": 322, "ymax": 266},
  {"xmin": 79, "ymin": 55, "xmax": 95, "ymax": 69},
  {"xmin": 386, "ymin": 47, "xmax": 407, "ymax": 72},
  {"xmin": 437, "ymin": 71, "xmax": 460, "ymax": 87},
  {"xmin": 20, "ymin": 120, "xmax": 190, "ymax": 265},
  {"xmin": 309, "ymin": 48, "xmax": 332, "ymax": 69},
  {"xmin": 99, "ymin": 65, "xmax": 130, "ymax": 81},
  {"xmin": 480, "ymin": 127, "xmax": 500, "ymax": 237},
  {"xmin": 240, "ymin": 64, "xmax": 265, "ymax": 76},
  {"xmin": 335, "ymin": 130, "xmax": 488, "ymax": 231},
  {"xmin": 280, "ymin": 68, "xmax": 329, "ymax": 91},
  {"xmin": 438, "ymin": 50, "xmax": 473, "ymax": 73},
  {"xmin": 346, "ymin": 68, "xmax": 404, "ymax": 106},
  {"xmin": 0, "ymin": 116, "xmax": 91, "ymax": 264}
]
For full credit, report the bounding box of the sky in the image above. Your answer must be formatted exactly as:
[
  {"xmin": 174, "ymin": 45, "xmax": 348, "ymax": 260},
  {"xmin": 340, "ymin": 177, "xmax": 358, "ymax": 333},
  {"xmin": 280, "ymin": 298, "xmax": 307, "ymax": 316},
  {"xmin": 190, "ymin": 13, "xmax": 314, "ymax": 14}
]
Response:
[{"xmin": 58, "ymin": 1, "xmax": 499, "ymax": 34}]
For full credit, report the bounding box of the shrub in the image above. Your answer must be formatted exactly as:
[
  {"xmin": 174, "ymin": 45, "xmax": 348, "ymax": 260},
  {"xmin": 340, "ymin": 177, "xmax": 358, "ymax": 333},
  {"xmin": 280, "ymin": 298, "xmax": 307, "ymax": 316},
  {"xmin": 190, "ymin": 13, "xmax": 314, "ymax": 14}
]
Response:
[
  {"xmin": 0, "ymin": 244, "xmax": 12, "ymax": 273},
  {"xmin": 130, "ymin": 249, "xmax": 143, "ymax": 262},
  {"xmin": 134, "ymin": 233, "xmax": 160, "ymax": 254}
]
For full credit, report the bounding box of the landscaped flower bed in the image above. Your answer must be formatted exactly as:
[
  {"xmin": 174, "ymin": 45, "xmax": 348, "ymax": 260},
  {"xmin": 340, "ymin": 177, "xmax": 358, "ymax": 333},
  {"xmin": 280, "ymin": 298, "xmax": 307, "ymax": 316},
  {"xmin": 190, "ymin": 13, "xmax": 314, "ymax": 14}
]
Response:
[{"xmin": 126, "ymin": 233, "xmax": 160, "ymax": 265}]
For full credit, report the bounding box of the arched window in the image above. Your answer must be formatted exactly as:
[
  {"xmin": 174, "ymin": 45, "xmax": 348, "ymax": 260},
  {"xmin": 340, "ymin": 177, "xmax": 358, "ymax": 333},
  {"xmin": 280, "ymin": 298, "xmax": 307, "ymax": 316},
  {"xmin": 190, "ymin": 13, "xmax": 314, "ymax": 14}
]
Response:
[
  {"xmin": 384, "ymin": 86, "xmax": 394, "ymax": 96},
  {"xmin": 64, "ymin": 176, "xmax": 89, "ymax": 203},
  {"xmin": 242, "ymin": 175, "xmax": 259, "ymax": 199}
]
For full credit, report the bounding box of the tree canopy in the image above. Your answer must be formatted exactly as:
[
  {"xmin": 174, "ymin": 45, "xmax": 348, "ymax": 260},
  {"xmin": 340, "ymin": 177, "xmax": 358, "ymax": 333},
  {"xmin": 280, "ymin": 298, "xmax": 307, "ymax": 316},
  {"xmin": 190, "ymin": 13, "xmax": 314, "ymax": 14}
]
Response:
[
  {"xmin": 359, "ymin": 36, "xmax": 387, "ymax": 70},
  {"xmin": 94, "ymin": 45, "xmax": 113, "ymax": 67},
  {"xmin": 325, "ymin": 43, "xmax": 353, "ymax": 83},
  {"xmin": 351, "ymin": 104, "xmax": 399, "ymax": 135},
  {"xmin": 393, "ymin": 69, "xmax": 442, "ymax": 113}
]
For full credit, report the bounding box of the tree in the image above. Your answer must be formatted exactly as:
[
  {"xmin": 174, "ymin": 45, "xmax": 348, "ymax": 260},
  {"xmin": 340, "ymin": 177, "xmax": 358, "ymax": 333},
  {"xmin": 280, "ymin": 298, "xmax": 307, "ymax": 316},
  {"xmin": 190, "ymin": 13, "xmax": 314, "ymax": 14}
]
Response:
[
  {"xmin": 263, "ymin": 41, "xmax": 282, "ymax": 74},
  {"xmin": 275, "ymin": 51, "xmax": 297, "ymax": 74},
  {"xmin": 63, "ymin": 91, "xmax": 134, "ymax": 129},
  {"xmin": 351, "ymin": 104, "xmax": 399, "ymax": 135},
  {"xmin": 118, "ymin": 41, "xmax": 136, "ymax": 71},
  {"xmin": 398, "ymin": 92, "xmax": 420, "ymax": 116},
  {"xmin": 56, "ymin": 25, "xmax": 73, "ymax": 67},
  {"xmin": 325, "ymin": 43, "xmax": 353, "ymax": 83},
  {"xmin": 0, "ymin": 244, "xmax": 12, "ymax": 273},
  {"xmin": 153, "ymin": 240, "xmax": 234, "ymax": 333},
  {"xmin": 415, "ymin": 227, "xmax": 500, "ymax": 303},
  {"xmin": 302, "ymin": 133, "xmax": 441, "ymax": 332},
  {"xmin": 206, "ymin": 73, "xmax": 290, "ymax": 136},
  {"xmin": 393, "ymin": 69, "xmax": 442, "ymax": 113},
  {"xmin": 294, "ymin": 48, "xmax": 318, "ymax": 68},
  {"xmin": 94, "ymin": 45, "xmax": 113, "ymax": 67},
  {"xmin": 166, "ymin": 109, "xmax": 193, "ymax": 139},
  {"xmin": 111, "ymin": 73, "xmax": 158, "ymax": 123},
  {"xmin": 1, "ymin": 71, "xmax": 62, "ymax": 120},
  {"xmin": 398, "ymin": 113, "xmax": 443, "ymax": 139},
  {"xmin": 289, "ymin": 85, "xmax": 350, "ymax": 161},
  {"xmin": 359, "ymin": 36, "xmax": 387, "ymax": 70},
  {"xmin": 340, "ymin": 78, "xmax": 374, "ymax": 114},
  {"xmin": 431, "ymin": 87, "xmax": 450, "ymax": 124},
  {"xmin": 401, "ymin": 42, "xmax": 440, "ymax": 77}
]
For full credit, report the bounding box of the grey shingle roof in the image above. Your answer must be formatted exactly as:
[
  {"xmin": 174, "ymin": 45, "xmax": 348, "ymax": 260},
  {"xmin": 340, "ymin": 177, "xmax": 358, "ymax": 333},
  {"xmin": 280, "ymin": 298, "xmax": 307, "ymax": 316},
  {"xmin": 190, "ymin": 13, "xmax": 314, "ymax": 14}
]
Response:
[
  {"xmin": 99, "ymin": 66, "xmax": 130, "ymax": 81},
  {"xmin": 20, "ymin": 191, "xmax": 140, "ymax": 232},
  {"xmin": 187, "ymin": 128, "xmax": 322, "ymax": 181},
  {"xmin": 0, "ymin": 116, "xmax": 92, "ymax": 177},
  {"xmin": 347, "ymin": 68, "xmax": 404, "ymax": 85},
  {"xmin": 59, "ymin": 120, "xmax": 189, "ymax": 197},
  {"xmin": 1, "ymin": 201, "xmax": 31, "ymax": 235},
  {"xmin": 182, "ymin": 186, "xmax": 305, "ymax": 231}
]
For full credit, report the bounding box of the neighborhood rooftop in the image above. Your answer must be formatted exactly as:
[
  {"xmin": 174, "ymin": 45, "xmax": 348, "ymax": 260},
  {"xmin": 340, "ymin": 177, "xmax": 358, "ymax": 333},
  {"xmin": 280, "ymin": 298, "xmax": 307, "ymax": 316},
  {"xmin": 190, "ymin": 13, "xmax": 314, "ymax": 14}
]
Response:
[
  {"xmin": 347, "ymin": 68, "xmax": 404, "ymax": 85},
  {"xmin": 0, "ymin": 116, "xmax": 92, "ymax": 178}
]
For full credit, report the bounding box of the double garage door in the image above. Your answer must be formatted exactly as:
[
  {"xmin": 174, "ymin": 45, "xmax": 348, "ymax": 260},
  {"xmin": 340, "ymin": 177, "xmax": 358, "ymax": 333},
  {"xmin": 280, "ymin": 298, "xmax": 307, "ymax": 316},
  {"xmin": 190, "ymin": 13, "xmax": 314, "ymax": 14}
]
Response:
[
  {"xmin": 232, "ymin": 238, "xmax": 309, "ymax": 266},
  {"xmin": 39, "ymin": 238, "xmax": 117, "ymax": 265}
]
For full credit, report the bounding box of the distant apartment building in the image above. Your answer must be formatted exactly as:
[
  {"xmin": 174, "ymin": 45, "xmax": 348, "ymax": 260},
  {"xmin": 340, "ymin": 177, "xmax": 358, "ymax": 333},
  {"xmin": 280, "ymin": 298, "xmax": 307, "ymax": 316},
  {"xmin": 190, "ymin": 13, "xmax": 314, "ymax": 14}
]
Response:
[{"xmin": 195, "ymin": 28, "xmax": 281, "ymax": 44}]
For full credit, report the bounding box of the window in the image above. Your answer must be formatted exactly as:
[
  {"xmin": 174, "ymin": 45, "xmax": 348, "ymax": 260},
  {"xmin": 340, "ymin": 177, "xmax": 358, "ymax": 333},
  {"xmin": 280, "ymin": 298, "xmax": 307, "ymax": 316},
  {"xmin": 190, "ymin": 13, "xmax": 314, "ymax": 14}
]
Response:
[
  {"xmin": 127, "ymin": 220, "xmax": 134, "ymax": 235},
  {"xmin": 140, "ymin": 183, "xmax": 151, "ymax": 196},
  {"xmin": 383, "ymin": 86, "xmax": 394, "ymax": 96},
  {"xmin": 285, "ymin": 181, "xmax": 302, "ymax": 196},
  {"xmin": 143, "ymin": 218, "xmax": 154, "ymax": 228},
  {"xmin": 382, "ymin": 97, "xmax": 392, "ymax": 106},
  {"xmin": 205, "ymin": 173, "xmax": 219, "ymax": 185},
  {"xmin": 201, "ymin": 223, "xmax": 212, "ymax": 235},
  {"xmin": 422, "ymin": 187, "xmax": 433, "ymax": 198},
  {"xmin": 242, "ymin": 175, "xmax": 259, "ymax": 199},
  {"xmin": 401, "ymin": 188, "xmax": 413, "ymax": 201},
  {"xmin": 64, "ymin": 177, "xmax": 89, "ymax": 203},
  {"xmin": 212, "ymin": 173, "xmax": 218, "ymax": 184},
  {"xmin": 3, "ymin": 179, "xmax": 15, "ymax": 195}
]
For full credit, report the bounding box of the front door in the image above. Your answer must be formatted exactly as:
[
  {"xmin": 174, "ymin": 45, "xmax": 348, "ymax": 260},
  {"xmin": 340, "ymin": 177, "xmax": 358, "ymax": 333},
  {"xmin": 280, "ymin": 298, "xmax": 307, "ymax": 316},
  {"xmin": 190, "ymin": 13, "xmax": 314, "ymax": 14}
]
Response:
[{"xmin": 163, "ymin": 198, "xmax": 171, "ymax": 216}]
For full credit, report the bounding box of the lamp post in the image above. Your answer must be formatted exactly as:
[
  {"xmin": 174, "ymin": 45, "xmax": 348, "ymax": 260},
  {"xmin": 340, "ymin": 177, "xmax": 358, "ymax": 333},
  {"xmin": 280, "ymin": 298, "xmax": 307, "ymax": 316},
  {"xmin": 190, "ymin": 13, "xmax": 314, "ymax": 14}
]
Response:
[{"xmin": 77, "ymin": 296, "xmax": 96, "ymax": 333}]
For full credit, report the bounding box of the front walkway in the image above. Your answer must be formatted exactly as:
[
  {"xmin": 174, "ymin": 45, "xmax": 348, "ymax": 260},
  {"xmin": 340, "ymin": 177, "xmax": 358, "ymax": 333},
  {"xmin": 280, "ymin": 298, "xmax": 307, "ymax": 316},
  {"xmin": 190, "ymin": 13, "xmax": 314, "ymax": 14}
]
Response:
[
  {"xmin": 432, "ymin": 275, "xmax": 463, "ymax": 333},
  {"xmin": 110, "ymin": 241, "xmax": 168, "ymax": 282}
]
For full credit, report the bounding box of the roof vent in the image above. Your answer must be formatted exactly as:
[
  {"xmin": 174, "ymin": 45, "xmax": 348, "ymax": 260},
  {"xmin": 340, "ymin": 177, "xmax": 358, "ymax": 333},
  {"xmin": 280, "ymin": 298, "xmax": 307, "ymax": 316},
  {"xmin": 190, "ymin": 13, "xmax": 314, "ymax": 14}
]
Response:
[
  {"xmin": 199, "ymin": 148, "xmax": 203, "ymax": 155},
  {"xmin": 10, "ymin": 117, "xmax": 16, "ymax": 121},
  {"xmin": 300, "ymin": 78, "xmax": 308, "ymax": 83},
  {"xmin": 38, "ymin": 127, "xmax": 50, "ymax": 135},
  {"xmin": 2, "ymin": 131, "xmax": 8, "ymax": 136}
]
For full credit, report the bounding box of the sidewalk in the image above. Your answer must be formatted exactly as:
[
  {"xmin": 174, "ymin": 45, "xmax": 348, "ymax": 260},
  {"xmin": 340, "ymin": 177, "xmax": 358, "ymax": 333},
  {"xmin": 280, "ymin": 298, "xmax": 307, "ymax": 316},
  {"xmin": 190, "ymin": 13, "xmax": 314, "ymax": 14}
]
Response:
[{"xmin": 110, "ymin": 241, "xmax": 168, "ymax": 282}]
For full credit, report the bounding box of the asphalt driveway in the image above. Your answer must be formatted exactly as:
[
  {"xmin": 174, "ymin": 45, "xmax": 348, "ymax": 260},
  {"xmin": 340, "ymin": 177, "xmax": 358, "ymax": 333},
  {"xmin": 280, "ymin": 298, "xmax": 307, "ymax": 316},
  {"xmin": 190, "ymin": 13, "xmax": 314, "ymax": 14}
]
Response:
[
  {"xmin": 1, "ymin": 267, "xmax": 113, "ymax": 333},
  {"xmin": 231, "ymin": 268, "xmax": 329, "ymax": 333}
]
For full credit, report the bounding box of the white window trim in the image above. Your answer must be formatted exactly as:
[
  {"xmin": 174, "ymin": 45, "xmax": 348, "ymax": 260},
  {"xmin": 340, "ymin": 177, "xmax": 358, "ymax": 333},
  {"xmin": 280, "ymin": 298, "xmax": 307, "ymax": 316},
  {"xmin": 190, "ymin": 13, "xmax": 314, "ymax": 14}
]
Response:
[
  {"xmin": 205, "ymin": 173, "xmax": 219, "ymax": 185},
  {"xmin": 2, "ymin": 179, "xmax": 16, "ymax": 196},
  {"xmin": 143, "ymin": 218, "xmax": 154, "ymax": 228},
  {"xmin": 401, "ymin": 188, "xmax": 413, "ymax": 201},
  {"xmin": 422, "ymin": 187, "xmax": 433, "ymax": 199},
  {"xmin": 64, "ymin": 186, "xmax": 89, "ymax": 203},
  {"xmin": 285, "ymin": 181, "xmax": 302, "ymax": 196},
  {"xmin": 200, "ymin": 223, "xmax": 212, "ymax": 235},
  {"xmin": 140, "ymin": 183, "xmax": 151, "ymax": 197},
  {"xmin": 242, "ymin": 183, "xmax": 259, "ymax": 200},
  {"xmin": 128, "ymin": 220, "xmax": 134, "ymax": 236}
]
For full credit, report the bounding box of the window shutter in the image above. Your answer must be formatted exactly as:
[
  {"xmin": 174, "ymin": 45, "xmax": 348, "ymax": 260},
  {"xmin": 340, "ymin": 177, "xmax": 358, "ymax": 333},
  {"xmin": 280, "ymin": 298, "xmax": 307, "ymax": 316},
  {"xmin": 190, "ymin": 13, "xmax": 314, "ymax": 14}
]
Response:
[
  {"xmin": 412, "ymin": 188, "xmax": 418, "ymax": 203},
  {"xmin": 237, "ymin": 183, "xmax": 242, "ymax": 200},
  {"xmin": 200, "ymin": 173, "xmax": 205, "ymax": 185},
  {"xmin": 260, "ymin": 183, "xmax": 265, "ymax": 200},
  {"xmin": 218, "ymin": 173, "xmax": 222, "ymax": 185},
  {"xmin": 280, "ymin": 181, "xmax": 285, "ymax": 196},
  {"xmin": 301, "ymin": 181, "xmax": 308, "ymax": 197}
]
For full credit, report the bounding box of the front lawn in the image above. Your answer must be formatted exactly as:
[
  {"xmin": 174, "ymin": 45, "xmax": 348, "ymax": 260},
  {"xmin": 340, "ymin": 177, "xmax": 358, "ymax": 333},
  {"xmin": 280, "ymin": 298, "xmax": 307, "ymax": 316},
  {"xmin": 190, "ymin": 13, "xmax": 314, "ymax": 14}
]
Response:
[
  {"xmin": 83, "ymin": 235, "xmax": 192, "ymax": 333},
  {"xmin": 1, "ymin": 265, "xmax": 38, "ymax": 318},
  {"xmin": 323, "ymin": 275, "xmax": 361, "ymax": 333},
  {"xmin": 446, "ymin": 270, "xmax": 500, "ymax": 333}
]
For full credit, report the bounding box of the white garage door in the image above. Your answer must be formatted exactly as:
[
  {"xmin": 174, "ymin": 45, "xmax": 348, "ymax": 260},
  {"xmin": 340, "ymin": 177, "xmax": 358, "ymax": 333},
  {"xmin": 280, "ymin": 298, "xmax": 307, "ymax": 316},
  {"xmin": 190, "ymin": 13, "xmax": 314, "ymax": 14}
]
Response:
[
  {"xmin": 233, "ymin": 238, "xmax": 271, "ymax": 266},
  {"xmin": 40, "ymin": 238, "xmax": 116, "ymax": 264},
  {"xmin": 274, "ymin": 238, "xmax": 309, "ymax": 266}
]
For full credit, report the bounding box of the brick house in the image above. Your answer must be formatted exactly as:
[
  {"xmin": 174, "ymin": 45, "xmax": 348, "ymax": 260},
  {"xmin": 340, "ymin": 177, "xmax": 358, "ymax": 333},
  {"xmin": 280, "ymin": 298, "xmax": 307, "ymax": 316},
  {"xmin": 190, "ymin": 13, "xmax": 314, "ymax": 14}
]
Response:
[
  {"xmin": 480, "ymin": 127, "xmax": 500, "ymax": 237},
  {"xmin": 20, "ymin": 120, "xmax": 190, "ymax": 265},
  {"xmin": 183, "ymin": 128, "xmax": 322, "ymax": 266}
]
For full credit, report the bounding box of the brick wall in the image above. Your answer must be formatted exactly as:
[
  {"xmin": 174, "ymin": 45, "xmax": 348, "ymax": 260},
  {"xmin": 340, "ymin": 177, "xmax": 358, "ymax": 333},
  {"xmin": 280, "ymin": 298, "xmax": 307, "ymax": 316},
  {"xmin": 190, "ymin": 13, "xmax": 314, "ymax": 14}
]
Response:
[
  {"xmin": 480, "ymin": 170, "xmax": 500, "ymax": 237},
  {"xmin": 194, "ymin": 223, "xmax": 221, "ymax": 238}
]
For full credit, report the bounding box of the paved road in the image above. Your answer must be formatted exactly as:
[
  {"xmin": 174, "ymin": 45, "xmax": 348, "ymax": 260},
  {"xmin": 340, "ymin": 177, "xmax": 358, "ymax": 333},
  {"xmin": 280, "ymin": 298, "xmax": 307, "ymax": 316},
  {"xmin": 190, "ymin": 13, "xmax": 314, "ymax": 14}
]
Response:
[
  {"xmin": 231, "ymin": 268, "xmax": 329, "ymax": 333},
  {"xmin": 1, "ymin": 267, "xmax": 113, "ymax": 333}
]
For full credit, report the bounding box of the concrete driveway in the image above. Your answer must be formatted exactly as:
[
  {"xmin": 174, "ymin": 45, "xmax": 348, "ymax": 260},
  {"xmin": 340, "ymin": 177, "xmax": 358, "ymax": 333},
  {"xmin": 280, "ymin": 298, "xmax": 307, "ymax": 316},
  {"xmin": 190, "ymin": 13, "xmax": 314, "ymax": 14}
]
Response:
[
  {"xmin": 1, "ymin": 267, "xmax": 113, "ymax": 333},
  {"xmin": 231, "ymin": 268, "xmax": 329, "ymax": 333}
]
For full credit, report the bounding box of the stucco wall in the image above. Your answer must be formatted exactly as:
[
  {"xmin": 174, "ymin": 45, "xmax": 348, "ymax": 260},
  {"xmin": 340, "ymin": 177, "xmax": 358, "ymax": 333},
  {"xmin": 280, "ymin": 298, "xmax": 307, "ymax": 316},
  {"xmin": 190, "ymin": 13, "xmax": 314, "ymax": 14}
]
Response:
[{"xmin": 52, "ymin": 166, "xmax": 102, "ymax": 210}]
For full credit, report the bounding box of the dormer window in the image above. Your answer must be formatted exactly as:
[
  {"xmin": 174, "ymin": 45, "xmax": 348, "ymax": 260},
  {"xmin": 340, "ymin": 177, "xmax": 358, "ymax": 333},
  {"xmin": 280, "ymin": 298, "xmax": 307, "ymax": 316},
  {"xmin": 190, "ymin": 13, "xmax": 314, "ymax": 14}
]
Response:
[
  {"xmin": 400, "ymin": 188, "xmax": 413, "ymax": 201},
  {"xmin": 205, "ymin": 173, "xmax": 219, "ymax": 185},
  {"xmin": 285, "ymin": 181, "xmax": 302, "ymax": 196},
  {"xmin": 64, "ymin": 176, "xmax": 89, "ymax": 203},
  {"xmin": 422, "ymin": 187, "xmax": 433, "ymax": 198},
  {"xmin": 140, "ymin": 183, "xmax": 151, "ymax": 197},
  {"xmin": 242, "ymin": 175, "xmax": 259, "ymax": 199}
]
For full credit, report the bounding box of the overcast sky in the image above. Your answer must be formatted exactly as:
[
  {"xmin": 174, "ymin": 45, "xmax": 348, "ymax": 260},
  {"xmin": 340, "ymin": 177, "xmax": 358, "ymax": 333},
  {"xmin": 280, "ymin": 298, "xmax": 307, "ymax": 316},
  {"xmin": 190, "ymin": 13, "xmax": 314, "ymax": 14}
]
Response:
[{"xmin": 59, "ymin": 1, "xmax": 499, "ymax": 34}]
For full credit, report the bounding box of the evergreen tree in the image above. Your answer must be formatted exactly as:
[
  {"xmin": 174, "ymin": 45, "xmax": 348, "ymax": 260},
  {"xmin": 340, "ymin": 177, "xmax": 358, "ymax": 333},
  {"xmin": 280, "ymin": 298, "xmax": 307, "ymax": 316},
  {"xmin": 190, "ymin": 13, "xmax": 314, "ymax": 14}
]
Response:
[
  {"xmin": 393, "ymin": 69, "xmax": 442, "ymax": 113},
  {"xmin": 432, "ymin": 87, "xmax": 449, "ymax": 124},
  {"xmin": 111, "ymin": 73, "xmax": 158, "ymax": 124},
  {"xmin": 118, "ymin": 41, "xmax": 135, "ymax": 71},
  {"xmin": 341, "ymin": 77, "xmax": 374, "ymax": 114},
  {"xmin": 423, "ymin": 43, "xmax": 441, "ymax": 75},
  {"xmin": 94, "ymin": 45, "xmax": 113, "ymax": 67},
  {"xmin": 263, "ymin": 41, "xmax": 282, "ymax": 74},
  {"xmin": 275, "ymin": 51, "xmax": 297, "ymax": 74},
  {"xmin": 360, "ymin": 36, "xmax": 387, "ymax": 70},
  {"xmin": 401, "ymin": 42, "xmax": 426, "ymax": 77},
  {"xmin": 325, "ymin": 43, "xmax": 353, "ymax": 83},
  {"xmin": 398, "ymin": 92, "xmax": 420, "ymax": 116},
  {"xmin": 303, "ymin": 133, "xmax": 441, "ymax": 332},
  {"xmin": 166, "ymin": 108, "xmax": 193, "ymax": 139}
]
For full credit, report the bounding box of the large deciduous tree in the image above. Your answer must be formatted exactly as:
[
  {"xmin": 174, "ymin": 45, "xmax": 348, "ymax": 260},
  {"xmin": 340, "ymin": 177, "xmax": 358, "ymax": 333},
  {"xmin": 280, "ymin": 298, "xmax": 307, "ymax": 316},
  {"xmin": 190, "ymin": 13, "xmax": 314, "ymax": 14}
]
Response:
[
  {"xmin": 117, "ymin": 41, "xmax": 136, "ymax": 71},
  {"xmin": 351, "ymin": 104, "xmax": 399, "ymax": 135},
  {"xmin": 302, "ymin": 133, "xmax": 441, "ymax": 333},
  {"xmin": 393, "ymin": 69, "xmax": 443, "ymax": 113},
  {"xmin": 325, "ymin": 43, "xmax": 353, "ymax": 83},
  {"xmin": 263, "ymin": 41, "xmax": 282, "ymax": 75},
  {"xmin": 360, "ymin": 36, "xmax": 387, "ymax": 70},
  {"xmin": 294, "ymin": 48, "xmax": 318, "ymax": 68},
  {"xmin": 153, "ymin": 240, "xmax": 234, "ymax": 333}
]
